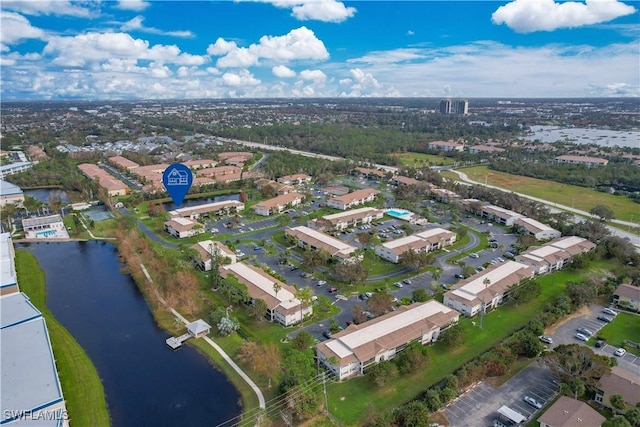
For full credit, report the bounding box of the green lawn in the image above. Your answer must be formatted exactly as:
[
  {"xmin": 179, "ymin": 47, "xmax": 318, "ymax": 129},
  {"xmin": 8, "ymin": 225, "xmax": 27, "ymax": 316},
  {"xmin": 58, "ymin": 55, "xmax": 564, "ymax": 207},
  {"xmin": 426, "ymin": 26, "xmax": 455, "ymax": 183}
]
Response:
[
  {"xmin": 593, "ymin": 313, "xmax": 640, "ymax": 356},
  {"xmin": 14, "ymin": 251, "xmax": 111, "ymax": 427},
  {"xmin": 325, "ymin": 262, "xmax": 611, "ymax": 424},
  {"xmin": 449, "ymin": 166, "xmax": 638, "ymax": 223},
  {"xmin": 391, "ymin": 152, "xmax": 456, "ymax": 167}
]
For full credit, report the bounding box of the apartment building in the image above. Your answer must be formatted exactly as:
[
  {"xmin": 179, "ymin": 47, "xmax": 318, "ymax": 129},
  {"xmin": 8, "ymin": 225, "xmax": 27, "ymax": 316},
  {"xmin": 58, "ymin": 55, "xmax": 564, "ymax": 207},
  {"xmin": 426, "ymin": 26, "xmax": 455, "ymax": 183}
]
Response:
[
  {"xmin": 443, "ymin": 261, "xmax": 534, "ymax": 317},
  {"xmin": 326, "ymin": 188, "xmax": 379, "ymax": 210},
  {"xmin": 316, "ymin": 301, "xmax": 459, "ymax": 380},
  {"xmin": 307, "ymin": 207, "xmax": 384, "ymax": 231},
  {"xmin": 375, "ymin": 228, "xmax": 457, "ymax": 264},
  {"xmin": 220, "ymin": 262, "xmax": 311, "ymax": 326},
  {"xmin": 514, "ymin": 217, "xmax": 561, "ymax": 241},
  {"xmin": 252, "ymin": 192, "xmax": 304, "ymax": 216},
  {"xmin": 285, "ymin": 226, "xmax": 360, "ymax": 263}
]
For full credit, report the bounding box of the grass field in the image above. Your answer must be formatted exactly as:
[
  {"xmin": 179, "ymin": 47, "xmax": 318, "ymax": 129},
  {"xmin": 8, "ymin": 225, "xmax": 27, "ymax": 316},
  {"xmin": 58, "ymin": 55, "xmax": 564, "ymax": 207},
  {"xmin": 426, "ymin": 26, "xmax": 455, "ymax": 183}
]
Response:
[
  {"xmin": 326, "ymin": 261, "xmax": 614, "ymax": 424},
  {"xmin": 14, "ymin": 251, "xmax": 111, "ymax": 427},
  {"xmin": 594, "ymin": 312, "xmax": 640, "ymax": 356},
  {"xmin": 447, "ymin": 166, "xmax": 638, "ymax": 223},
  {"xmin": 391, "ymin": 152, "xmax": 456, "ymax": 167}
]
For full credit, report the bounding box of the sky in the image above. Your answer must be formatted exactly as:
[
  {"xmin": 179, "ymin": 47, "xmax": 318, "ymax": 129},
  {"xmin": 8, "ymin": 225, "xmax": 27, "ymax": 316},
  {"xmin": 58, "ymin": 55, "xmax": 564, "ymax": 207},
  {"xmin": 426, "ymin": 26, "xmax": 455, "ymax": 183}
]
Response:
[{"xmin": 1, "ymin": 0, "xmax": 638, "ymax": 100}]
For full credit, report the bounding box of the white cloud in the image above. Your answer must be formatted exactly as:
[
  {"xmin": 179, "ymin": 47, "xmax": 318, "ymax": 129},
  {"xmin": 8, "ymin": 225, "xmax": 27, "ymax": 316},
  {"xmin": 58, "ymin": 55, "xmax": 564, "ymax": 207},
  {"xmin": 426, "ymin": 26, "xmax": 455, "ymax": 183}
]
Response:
[
  {"xmin": 299, "ymin": 69, "xmax": 326, "ymax": 82},
  {"xmin": 492, "ymin": 0, "xmax": 637, "ymax": 33},
  {"xmin": 0, "ymin": 0, "xmax": 93, "ymax": 17},
  {"xmin": 407, "ymin": 30, "xmax": 415, "ymax": 36},
  {"xmin": 120, "ymin": 16, "xmax": 194, "ymax": 38},
  {"xmin": 0, "ymin": 11, "xmax": 45, "ymax": 50},
  {"xmin": 221, "ymin": 70, "xmax": 261, "ymax": 86},
  {"xmin": 237, "ymin": 0, "xmax": 356, "ymax": 22},
  {"xmin": 115, "ymin": 0, "xmax": 151, "ymax": 11},
  {"xmin": 42, "ymin": 32, "xmax": 208, "ymax": 67},
  {"xmin": 348, "ymin": 48, "xmax": 425, "ymax": 65},
  {"xmin": 211, "ymin": 26, "xmax": 329, "ymax": 68},
  {"xmin": 272, "ymin": 65, "xmax": 296, "ymax": 78}
]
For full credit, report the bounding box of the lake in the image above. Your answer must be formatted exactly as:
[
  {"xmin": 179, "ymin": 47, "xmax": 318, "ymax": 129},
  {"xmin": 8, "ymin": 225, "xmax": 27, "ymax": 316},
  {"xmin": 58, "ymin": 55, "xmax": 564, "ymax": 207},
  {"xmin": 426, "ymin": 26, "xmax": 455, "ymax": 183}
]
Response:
[
  {"xmin": 524, "ymin": 125, "xmax": 639, "ymax": 148},
  {"xmin": 18, "ymin": 241, "xmax": 241, "ymax": 427}
]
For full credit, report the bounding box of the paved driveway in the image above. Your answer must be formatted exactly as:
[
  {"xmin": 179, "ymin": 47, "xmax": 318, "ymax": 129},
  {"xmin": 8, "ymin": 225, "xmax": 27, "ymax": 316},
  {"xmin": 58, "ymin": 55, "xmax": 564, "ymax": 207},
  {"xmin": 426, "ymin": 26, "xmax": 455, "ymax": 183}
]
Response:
[{"xmin": 444, "ymin": 363, "xmax": 557, "ymax": 426}]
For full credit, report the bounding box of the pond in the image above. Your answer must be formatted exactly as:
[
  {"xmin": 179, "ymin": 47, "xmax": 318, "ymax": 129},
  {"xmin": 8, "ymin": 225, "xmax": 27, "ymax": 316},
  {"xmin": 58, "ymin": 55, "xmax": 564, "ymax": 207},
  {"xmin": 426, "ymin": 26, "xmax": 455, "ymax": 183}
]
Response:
[{"xmin": 18, "ymin": 241, "xmax": 241, "ymax": 427}]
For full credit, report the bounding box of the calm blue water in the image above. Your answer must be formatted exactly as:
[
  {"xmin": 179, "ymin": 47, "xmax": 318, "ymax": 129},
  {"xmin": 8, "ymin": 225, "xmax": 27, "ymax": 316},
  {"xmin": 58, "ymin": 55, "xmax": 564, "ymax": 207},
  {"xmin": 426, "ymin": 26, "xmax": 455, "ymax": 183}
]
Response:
[
  {"xmin": 163, "ymin": 193, "xmax": 240, "ymax": 211},
  {"xmin": 18, "ymin": 241, "xmax": 241, "ymax": 427},
  {"xmin": 24, "ymin": 189, "xmax": 70, "ymax": 204}
]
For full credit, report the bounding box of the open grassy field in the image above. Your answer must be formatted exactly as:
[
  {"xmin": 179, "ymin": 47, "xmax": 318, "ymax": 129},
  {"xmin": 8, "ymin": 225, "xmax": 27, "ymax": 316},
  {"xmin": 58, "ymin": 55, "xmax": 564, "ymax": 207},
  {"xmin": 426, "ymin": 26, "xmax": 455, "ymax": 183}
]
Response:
[
  {"xmin": 594, "ymin": 312, "xmax": 640, "ymax": 356},
  {"xmin": 15, "ymin": 251, "xmax": 111, "ymax": 427},
  {"xmin": 391, "ymin": 152, "xmax": 456, "ymax": 167},
  {"xmin": 325, "ymin": 261, "xmax": 615, "ymax": 425},
  {"xmin": 448, "ymin": 166, "xmax": 638, "ymax": 223}
]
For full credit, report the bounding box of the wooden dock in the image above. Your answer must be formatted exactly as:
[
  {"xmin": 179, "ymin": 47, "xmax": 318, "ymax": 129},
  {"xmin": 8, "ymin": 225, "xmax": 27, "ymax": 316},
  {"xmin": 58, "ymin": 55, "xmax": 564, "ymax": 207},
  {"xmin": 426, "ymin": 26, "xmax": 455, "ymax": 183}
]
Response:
[{"xmin": 166, "ymin": 333, "xmax": 191, "ymax": 349}]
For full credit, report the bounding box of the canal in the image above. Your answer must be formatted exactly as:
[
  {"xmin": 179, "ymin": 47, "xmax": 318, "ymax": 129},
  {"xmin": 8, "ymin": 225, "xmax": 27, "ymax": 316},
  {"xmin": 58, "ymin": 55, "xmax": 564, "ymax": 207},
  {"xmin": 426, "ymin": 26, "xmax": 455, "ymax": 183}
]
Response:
[{"xmin": 18, "ymin": 241, "xmax": 241, "ymax": 427}]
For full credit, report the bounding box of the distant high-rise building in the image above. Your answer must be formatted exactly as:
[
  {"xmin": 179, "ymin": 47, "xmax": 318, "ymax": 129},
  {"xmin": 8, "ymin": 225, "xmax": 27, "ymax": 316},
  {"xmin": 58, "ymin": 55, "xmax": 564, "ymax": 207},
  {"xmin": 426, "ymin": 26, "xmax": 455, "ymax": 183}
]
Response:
[{"xmin": 439, "ymin": 99, "xmax": 468, "ymax": 115}]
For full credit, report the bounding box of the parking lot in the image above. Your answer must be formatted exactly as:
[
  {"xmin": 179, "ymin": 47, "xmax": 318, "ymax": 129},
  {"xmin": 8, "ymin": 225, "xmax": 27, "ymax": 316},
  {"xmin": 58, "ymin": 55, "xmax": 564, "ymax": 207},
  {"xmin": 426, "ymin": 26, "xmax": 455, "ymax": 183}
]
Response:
[
  {"xmin": 445, "ymin": 363, "xmax": 557, "ymax": 426},
  {"xmin": 546, "ymin": 304, "xmax": 640, "ymax": 370}
]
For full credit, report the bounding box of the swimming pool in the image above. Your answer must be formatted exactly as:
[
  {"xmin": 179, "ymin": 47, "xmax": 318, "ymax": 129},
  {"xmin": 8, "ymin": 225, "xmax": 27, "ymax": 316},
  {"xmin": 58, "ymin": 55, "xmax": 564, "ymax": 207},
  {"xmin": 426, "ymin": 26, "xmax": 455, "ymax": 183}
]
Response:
[{"xmin": 386, "ymin": 209, "xmax": 411, "ymax": 218}]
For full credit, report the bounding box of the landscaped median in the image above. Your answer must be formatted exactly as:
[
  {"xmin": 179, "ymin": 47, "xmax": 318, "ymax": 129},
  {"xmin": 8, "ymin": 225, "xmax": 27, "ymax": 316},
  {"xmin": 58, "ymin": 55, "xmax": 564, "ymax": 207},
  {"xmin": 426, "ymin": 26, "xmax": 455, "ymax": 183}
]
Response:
[
  {"xmin": 14, "ymin": 251, "xmax": 111, "ymax": 427},
  {"xmin": 324, "ymin": 261, "xmax": 614, "ymax": 425}
]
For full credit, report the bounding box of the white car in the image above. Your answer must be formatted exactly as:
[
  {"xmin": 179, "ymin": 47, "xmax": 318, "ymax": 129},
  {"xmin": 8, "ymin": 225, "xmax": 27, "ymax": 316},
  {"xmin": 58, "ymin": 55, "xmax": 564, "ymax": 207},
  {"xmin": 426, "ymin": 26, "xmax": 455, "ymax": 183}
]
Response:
[
  {"xmin": 603, "ymin": 308, "xmax": 618, "ymax": 316},
  {"xmin": 523, "ymin": 396, "xmax": 543, "ymax": 409},
  {"xmin": 614, "ymin": 348, "xmax": 627, "ymax": 357},
  {"xmin": 574, "ymin": 333, "xmax": 588, "ymax": 342},
  {"xmin": 469, "ymin": 253, "xmax": 480, "ymax": 259},
  {"xmin": 317, "ymin": 280, "xmax": 327, "ymax": 286}
]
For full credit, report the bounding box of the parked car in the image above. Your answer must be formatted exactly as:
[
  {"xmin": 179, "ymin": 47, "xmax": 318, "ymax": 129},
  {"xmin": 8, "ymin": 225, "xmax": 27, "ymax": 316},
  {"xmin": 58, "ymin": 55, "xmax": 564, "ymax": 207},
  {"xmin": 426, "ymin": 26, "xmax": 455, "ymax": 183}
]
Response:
[
  {"xmin": 539, "ymin": 336, "xmax": 553, "ymax": 344},
  {"xmin": 614, "ymin": 348, "xmax": 627, "ymax": 357},
  {"xmin": 454, "ymin": 273, "xmax": 465, "ymax": 279},
  {"xmin": 393, "ymin": 282, "xmax": 404, "ymax": 288},
  {"xmin": 576, "ymin": 327, "xmax": 594, "ymax": 337},
  {"xmin": 523, "ymin": 396, "xmax": 543, "ymax": 409},
  {"xmin": 603, "ymin": 308, "xmax": 618, "ymax": 316},
  {"xmin": 574, "ymin": 333, "xmax": 589, "ymax": 342},
  {"xmin": 322, "ymin": 330, "xmax": 333, "ymax": 339},
  {"xmin": 597, "ymin": 315, "xmax": 613, "ymax": 323},
  {"xmin": 328, "ymin": 287, "xmax": 339, "ymax": 294},
  {"xmin": 317, "ymin": 280, "xmax": 327, "ymax": 286},
  {"xmin": 469, "ymin": 253, "xmax": 480, "ymax": 259},
  {"xmin": 402, "ymin": 279, "xmax": 412, "ymax": 285},
  {"xmin": 300, "ymin": 272, "xmax": 313, "ymax": 278},
  {"xmin": 595, "ymin": 339, "xmax": 605, "ymax": 348},
  {"xmin": 289, "ymin": 265, "xmax": 299, "ymax": 271},
  {"xmin": 358, "ymin": 294, "xmax": 369, "ymax": 301}
]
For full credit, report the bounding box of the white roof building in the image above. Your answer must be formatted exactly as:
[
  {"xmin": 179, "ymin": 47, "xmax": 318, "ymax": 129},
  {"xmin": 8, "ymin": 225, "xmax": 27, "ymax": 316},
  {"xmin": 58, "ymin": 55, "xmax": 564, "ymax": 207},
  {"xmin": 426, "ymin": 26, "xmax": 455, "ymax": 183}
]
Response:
[
  {"xmin": 443, "ymin": 261, "xmax": 534, "ymax": 316},
  {"xmin": 316, "ymin": 301, "xmax": 459, "ymax": 380},
  {"xmin": 514, "ymin": 217, "xmax": 561, "ymax": 241},
  {"xmin": 285, "ymin": 226, "xmax": 360, "ymax": 263},
  {"xmin": 375, "ymin": 227, "xmax": 456, "ymax": 263},
  {"xmin": 220, "ymin": 263, "xmax": 311, "ymax": 326}
]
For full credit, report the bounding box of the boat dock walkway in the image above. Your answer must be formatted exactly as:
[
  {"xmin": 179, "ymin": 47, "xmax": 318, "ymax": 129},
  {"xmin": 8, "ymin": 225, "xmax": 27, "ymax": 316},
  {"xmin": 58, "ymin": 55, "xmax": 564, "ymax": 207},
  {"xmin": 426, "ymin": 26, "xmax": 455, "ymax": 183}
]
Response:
[{"xmin": 166, "ymin": 333, "xmax": 192, "ymax": 349}]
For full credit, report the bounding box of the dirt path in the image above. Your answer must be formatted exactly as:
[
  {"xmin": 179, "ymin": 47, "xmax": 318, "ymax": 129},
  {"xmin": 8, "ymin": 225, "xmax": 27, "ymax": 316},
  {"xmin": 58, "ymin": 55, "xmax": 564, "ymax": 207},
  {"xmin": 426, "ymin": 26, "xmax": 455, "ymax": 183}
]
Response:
[{"xmin": 544, "ymin": 305, "xmax": 591, "ymax": 335}]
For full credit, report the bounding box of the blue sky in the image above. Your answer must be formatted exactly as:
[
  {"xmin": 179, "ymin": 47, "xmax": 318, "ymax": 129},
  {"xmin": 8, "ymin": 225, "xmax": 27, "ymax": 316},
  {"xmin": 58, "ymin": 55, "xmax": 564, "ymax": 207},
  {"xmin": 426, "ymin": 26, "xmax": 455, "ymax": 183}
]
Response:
[{"xmin": 1, "ymin": 0, "xmax": 638, "ymax": 100}]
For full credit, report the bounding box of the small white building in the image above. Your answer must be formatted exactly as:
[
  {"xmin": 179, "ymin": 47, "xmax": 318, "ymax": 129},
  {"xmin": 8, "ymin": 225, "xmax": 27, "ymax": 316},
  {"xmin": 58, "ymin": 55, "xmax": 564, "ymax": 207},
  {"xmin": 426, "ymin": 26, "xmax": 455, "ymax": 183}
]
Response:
[
  {"xmin": 163, "ymin": 217, "xmax": 205, "ymax": 239},
  {"xmin": 22, "ymin": 215, "xmax": 68, "ymax": 239}
]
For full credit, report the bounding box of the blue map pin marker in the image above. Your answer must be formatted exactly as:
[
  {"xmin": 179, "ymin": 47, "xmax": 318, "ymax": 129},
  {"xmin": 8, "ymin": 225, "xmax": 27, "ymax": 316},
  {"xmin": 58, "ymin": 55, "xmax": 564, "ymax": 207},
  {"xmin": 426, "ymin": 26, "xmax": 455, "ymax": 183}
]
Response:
[{"xmin": 162, "ymin": 163, "xmax": 193, "ymax": 207}]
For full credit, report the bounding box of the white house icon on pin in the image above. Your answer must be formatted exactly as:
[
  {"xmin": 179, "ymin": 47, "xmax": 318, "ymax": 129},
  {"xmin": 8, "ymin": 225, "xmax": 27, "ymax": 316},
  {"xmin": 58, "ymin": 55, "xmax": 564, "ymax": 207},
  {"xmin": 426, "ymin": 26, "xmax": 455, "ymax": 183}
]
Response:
[{"xmin": 166, "ymin": 168, "xmax": 189, "ymax": 185}]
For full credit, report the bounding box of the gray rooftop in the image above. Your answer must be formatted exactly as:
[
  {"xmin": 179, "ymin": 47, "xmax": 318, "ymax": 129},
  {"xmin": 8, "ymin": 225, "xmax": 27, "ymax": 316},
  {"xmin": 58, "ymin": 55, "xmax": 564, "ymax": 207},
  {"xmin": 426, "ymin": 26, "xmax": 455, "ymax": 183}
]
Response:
[
  {"xmin": 1, "ymin": 293, "xmax": 65, "ymax": 423},
  {"xmin": 0, "ymin": 233, "xmax": 17, "ymax": 288},
  {"xmin": 0, "ymin": 180, "xmax": 23, "ymax": 196}
]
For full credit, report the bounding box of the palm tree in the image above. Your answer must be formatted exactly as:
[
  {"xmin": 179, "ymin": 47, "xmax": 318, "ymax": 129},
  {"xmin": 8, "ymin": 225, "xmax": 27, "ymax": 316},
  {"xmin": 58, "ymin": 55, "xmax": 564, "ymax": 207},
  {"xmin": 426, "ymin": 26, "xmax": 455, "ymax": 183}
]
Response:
[
  {"xmin": 272, "ymin": 282, "xmax": 281, "ymax": 298},
  {"xmin": 295, "ymin": 287, "xmax": 314, "ymax": 326}
]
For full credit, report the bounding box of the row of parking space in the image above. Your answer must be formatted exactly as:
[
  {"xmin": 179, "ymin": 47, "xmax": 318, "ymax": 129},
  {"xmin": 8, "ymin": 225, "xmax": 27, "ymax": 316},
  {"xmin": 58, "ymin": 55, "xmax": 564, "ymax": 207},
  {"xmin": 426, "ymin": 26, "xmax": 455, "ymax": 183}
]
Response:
[{"xmin": 444, "ymin": 364, "xmax": 557, "ymax": 427}]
